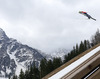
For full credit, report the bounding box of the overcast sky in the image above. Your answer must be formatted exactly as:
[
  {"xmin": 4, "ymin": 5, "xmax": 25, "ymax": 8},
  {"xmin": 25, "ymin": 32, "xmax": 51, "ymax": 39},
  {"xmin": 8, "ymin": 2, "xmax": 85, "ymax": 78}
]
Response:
[{"xmin": 0, "ymin": 0, "xmax": 100, "ymax": 53}]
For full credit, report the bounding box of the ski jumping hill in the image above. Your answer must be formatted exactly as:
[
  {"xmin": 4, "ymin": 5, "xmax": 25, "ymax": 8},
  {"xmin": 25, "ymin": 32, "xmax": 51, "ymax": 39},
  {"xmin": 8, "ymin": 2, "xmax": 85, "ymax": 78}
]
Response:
[{"xmin": 43, "ymin": 43, "xmax": 100, "ymax": 79}]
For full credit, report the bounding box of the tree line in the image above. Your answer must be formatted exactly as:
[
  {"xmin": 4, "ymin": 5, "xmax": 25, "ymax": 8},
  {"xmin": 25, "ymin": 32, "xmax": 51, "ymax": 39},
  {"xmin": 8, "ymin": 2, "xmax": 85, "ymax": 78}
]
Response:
[{"xmin": 11, "ymin": 29, "xmax": 100, "ymax": 79}]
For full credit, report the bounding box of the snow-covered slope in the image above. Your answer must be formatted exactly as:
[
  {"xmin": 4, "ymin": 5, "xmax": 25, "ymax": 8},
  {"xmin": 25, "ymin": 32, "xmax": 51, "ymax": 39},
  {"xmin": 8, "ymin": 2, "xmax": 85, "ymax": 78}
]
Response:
[
  {"xmin": 0, "ymin": 28, "xmax": 44, "ymax": 78},
  {"xmin": 49, "ymin": 48, "xmax": 68, "ymax": 59}
]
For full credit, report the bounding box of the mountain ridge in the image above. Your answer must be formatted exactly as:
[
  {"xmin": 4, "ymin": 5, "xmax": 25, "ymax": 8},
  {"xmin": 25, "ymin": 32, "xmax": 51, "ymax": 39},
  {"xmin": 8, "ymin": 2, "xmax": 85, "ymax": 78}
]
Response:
[{"xmin": 0, "ymin": 28, "xmax": 44, "ymax": 78}]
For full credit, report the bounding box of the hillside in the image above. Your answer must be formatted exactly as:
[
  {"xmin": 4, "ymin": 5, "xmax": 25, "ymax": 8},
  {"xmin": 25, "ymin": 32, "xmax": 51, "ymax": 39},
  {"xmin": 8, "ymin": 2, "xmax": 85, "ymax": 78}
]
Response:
[{"xmin": 0, "ymin": 28, "xmax": 44, "ymax": 78}]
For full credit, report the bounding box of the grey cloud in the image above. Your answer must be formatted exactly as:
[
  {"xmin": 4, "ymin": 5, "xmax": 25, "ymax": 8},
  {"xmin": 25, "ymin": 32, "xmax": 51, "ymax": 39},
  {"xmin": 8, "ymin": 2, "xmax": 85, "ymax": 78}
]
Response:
[{"xmin": 0, "ymin": 0, "xmax": 100, "ymax": 53}]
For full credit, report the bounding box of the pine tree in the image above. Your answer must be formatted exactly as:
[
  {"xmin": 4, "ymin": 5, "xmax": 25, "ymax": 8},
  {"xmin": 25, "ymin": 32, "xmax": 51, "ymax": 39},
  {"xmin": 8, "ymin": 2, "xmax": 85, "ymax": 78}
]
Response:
[
  {"xmin": 71, "ymin": 46, "xmax": 76, "ymax": 58},
  {"xmin": 46, "ymin": 60, "xmax": 54, "ymax": 74},
  {"xmin": 83, "ymin": 40, "xmax": 91, "ymax": 51},
  {"xmin": 12, "ymin": 74, "xmax": 18, "ymax": 79},
  {"xmin": 84, "ymin": 40, "xmax": 87, "ymax": 50},
  {"xmin": 29, "ymin": 65, "xmax": 34, "ymax": 79},
  {"xmin": 87, "ymin": 40, "xmax": 91, "ymax": 49},
  {"xmin": 91, "ymin": 29, "xmax": 100, "ymax": 45},
  {"xmin": 19, "ymin": 69, "xmax": 25, "ymax": 79},
  {"xmin": 24, "ymin": 70, "xmax": 29, "ymax": 79},
  {"xmin": 79, "ymin": 41, "xmax": 84, "ymax": 53},
  {"xmin": 33, "ymin": 64, "xmax": 40, "ymax": 79},
  {"xmin": 63, "ymin": 54, "xmax": 69, "ymax": 63},
  {"xmin": 53, "ymin": 57, "xmax": 62, "ymax": 69},
  {"xmin": 75, "ymin": 44, "xmax": 79, "ymax": 55},
  {"xmin": 40, "ymin": 58, "xmax": 47, "ymax": 78}
]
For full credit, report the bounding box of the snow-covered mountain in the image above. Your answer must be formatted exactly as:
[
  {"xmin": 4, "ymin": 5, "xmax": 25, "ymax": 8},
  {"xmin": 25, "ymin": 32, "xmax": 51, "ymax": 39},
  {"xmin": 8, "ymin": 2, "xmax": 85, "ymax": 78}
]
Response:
[
  {"xmin": 50, "ymin": 48, "xmax": 68, "ymax": 59},
  {"xmin": 40, "ymin": 48, "xmax": 68, "ymax": 61},
  {"xmin": 0, "ymin": 28, "xmax": 44, "ymax": 78}
]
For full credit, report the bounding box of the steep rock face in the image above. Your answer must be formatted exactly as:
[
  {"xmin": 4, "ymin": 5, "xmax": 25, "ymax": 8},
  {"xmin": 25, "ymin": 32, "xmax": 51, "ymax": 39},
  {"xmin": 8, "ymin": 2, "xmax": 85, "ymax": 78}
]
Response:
[{"xmin": 0, "ymin": 28, "xmax": 44, "ymax": 77}]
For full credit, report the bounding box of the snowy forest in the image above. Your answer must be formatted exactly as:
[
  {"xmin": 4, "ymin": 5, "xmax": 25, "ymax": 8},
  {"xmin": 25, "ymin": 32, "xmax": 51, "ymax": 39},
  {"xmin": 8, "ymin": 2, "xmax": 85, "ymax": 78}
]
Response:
[{"xmin": 10, "ymin": 29, "xmax": 100, "ymax": 79}]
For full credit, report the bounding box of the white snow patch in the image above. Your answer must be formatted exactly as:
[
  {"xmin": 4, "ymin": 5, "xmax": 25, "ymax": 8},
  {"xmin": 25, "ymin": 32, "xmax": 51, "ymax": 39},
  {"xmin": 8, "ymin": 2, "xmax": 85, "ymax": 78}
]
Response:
[
  {"xmin": 1, "ymin": 71, "xmax": 5, "ymax": 76},
  {"xmin": 0, "ymin": 44, "xmax": 2, "ymax": 48},
  {"xmin": 49, "ymin": 46, "xmax": 100, "ymax": 79},
  {"xmin": 2, "ymin": 66, "xmax": 4, "ymax": 69},
  {"xmin": 7, "ymin": 49, "xmax": 26, "ymax": 76},
  {"xmin": 6, "ymin": 67, "xmax": 11, "ymax": 74}
]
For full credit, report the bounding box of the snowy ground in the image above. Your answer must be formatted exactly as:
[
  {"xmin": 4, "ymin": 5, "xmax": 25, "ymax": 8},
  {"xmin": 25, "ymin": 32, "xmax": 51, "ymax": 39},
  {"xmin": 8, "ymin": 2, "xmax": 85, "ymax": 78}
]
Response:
[
  {"xmin": 7, "ymin": 49, "xmax": 26, "ymax": 76},
  {"xmin": 49, "ymin": 46, "xmax": 100, "ymax": 79}
]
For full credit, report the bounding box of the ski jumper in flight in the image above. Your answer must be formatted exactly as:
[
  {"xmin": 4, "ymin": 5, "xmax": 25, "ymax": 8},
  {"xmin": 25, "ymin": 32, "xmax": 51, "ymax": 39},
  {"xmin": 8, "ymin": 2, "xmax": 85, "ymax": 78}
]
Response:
[{"xmin": 79, "ymin": 11, "xmax": 96, "ymax": 21}]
